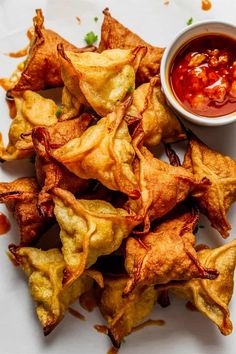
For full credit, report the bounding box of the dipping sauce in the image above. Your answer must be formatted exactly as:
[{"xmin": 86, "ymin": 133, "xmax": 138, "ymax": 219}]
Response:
[
  {"xmin": 170, "ymin": 34, "xmax": 236, "ymax": 117},
  {"xmin": 0, "ymin": 212, "xmax": 11, "ymax": 235}
]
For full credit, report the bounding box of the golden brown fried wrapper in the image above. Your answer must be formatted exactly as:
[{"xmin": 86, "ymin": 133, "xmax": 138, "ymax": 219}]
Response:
[
  {"xmin": 32, "ymin": 114, "xmax": 92, "ymax": 217},
  {"xmin": 59, "ymin": 44, "xmax": 146, "ymax": 116},
  {"xmin": 183, "ymin": 134, "xmax": 236, "ymax": 238},
  {"xmin": 60, "ymin": 86, "xmax": 82, "ymax": 121},
  {"xmin": 51, "ymin": 99, "xmax": 140, "ymax": 198},
  {"xmin": 125, "ymin": 128, "xmax": 209, "ymax": 232},
  {"xmin": 99, "ymin": 276, "xmax": 158, "ymax": 347},
  {"xmin": 35, "ymin": 156, "xmax": 89, "ymax": 218},
  {"xmin": 0, "ymin": 178, "xmax": 51, "ymax": 245},
  {"xmin": 0, "ymin": 90, "xmax": 58, "ymax": 161},
  {"xmin": 164, "ymin": 239, "xmax": 236, "ymax": 336},
  {"xmin": 99, "ymin": 9, "xmax": 164, "ymax": 84},
  {"xmin": 52, "ymin": 188, "xmax": 142, "ymax": 286},
  {"xmin": 124, "ymin": 205, "xmax": 218, "ymax": 295},
  {"xmin": 127, "ymin": 76, "xmax": 185, "ymax": 146},
  {"xmin": 9, "ymin": 9, "xmax": 78, "ymax": 94},
  {"xmin": 29, "ymin": 111, "xmax": 92, "ymax": 154},
  {"xmin": 9, "ymin": 246, "xmax": 99, "ymax": 334}
]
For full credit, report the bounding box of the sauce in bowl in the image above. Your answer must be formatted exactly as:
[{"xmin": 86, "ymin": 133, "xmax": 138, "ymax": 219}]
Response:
[{"xmin": 170, "ymin": 34, "xmax": 236, "ymax": 117}]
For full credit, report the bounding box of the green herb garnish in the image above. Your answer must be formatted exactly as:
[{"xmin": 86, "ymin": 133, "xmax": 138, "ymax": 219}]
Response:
[
  {"xmin": 55, "ymin": 108, "xmax": 62, "ymax": 118},
  {"xmin": 94, "ymin": 16, "xmax": 98, "ymax": 22},
  {"xmin": 127, "ymin": 85, "xmax": 134, "ymax": 93},
  {"xmin": 187, "ymin": 17, "xmax": 193, "ymax": 26},
  {"xmin": 199, "ymin": 225, "xmax": 205, "ymax": 229},
  {"xmin": 84, "ymin": 31, "xmax": 98, "ymax": 45}
]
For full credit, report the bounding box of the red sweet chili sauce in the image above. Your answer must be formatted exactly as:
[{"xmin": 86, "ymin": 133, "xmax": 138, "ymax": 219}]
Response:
[
  {"xmin": 202, "ymin": 0, "xmax": 212, "ymax": 11},
  {"xmin": 170, "ymin": 34, "xmax": 236, "ymax": 117},
  {"xmin": 0, "ymin": 212, "xmax": 11, "ymax": 235}
]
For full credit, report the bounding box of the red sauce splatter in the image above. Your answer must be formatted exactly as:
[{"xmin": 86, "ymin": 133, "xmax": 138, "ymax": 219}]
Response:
[
  {"xmin": 202, "ymin": 0, "xmax": 212, "ymax": 11},
  {"xmin": 0, "ymin": 212, "xmax": 11, "ymax": 235},
  {"xmin": 170, "ymin": 34, "xmax": 236, "ymax": 117}
]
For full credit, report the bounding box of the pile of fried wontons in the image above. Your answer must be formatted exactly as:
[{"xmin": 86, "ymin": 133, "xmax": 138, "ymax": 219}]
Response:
[{"xmin": 1, "ymin": 8, "xmax": 236, "ymax": 350}]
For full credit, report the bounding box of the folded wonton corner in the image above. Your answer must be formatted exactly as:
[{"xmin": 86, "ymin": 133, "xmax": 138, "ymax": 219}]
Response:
[
  {"xmin": 99, "ymin": 8, "xmax": 164, "ymax": 84},
  {"xmin": 9, "ymin": 9, "xmax": 78, "ymax": 94},
  {"xmin": 127, "ymin": 76, "xmax": 185, "ymax": 146},
  {"xmin": 183, "ymin": 134, "xmax": 236, "ymax": 238},
  {"xmin": 99, "ymin": 276, "xmax": 158, "ymax": 347},
  {"xmin": 51, "ymin": 98, "xmax": 140, "ymax": 199},
  {"xmin": 0, "ymin": 177, "xmax": 52, "ymax": 245},
  {"xmin": 125, "ymin": 126, "xmax": 210, "ymax": 233},
  {"xmin": 0, "ymin": 90, "xmax": 58, "ymax": 161},
  {"xmin": 124, "ymin": 204, "xmax": 218, "ymax": 295},
  {"xmin": 52, "ymin": 188, "xmax": 142, "ymax": 286},
  {"xmin": 32, "ymin": 113, "xmax": 92, "ymax": 217},
  {"xmin": 163, "ymin": 239, "xmax": 236, "ymax": 336},
  {"xmin": 58, "ymin": 43, "xmax": 147, "ymax": 116},
  {"xmin": 9, "ymin": 245, "xmax": 103, "ymax": 335}
]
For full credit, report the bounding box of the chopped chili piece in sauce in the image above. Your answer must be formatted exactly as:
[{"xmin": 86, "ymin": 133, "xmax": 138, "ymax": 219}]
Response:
[{"xmin": 170, "ymin": 34, "xmax": 236, "ymax": 117}]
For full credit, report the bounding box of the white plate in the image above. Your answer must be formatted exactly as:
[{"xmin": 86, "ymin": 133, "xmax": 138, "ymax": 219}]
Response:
[{"xmin": 0, "ymin": 1, "xmax": 236, "ymax": 353}]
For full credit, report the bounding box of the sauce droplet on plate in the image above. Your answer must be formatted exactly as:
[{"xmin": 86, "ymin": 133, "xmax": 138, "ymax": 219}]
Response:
[
  {"xmin": 202, "ymin": 0, "xmax": 212, "ymax": 11},
  {"xmin": 0, "ymin": 212, "xmax": 11, "ymax": 235}
]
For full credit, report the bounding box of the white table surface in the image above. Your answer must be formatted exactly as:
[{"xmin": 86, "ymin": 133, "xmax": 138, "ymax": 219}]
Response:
[{"xmin": 0, "ymin": 1, "xmax": 236, "ymax": 353}]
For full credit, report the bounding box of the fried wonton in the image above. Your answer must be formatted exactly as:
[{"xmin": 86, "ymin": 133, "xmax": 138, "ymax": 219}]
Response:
[
  {"xmin": 183, "ymin": 134, "xmax": 236, "ymax": 238},
  {"xmin": 60, "ymin": 86, "xmax": 82, "ymax": 121},
  {"xmin": 8, "ymin": 9, "xmax": 78, "ymax": 94},
  {"xmin": 58, "ymin": 44, "xmax": 146, "ymax": 116},
  {"xmin": 0, "ymin": 178, "xmax": 51, "ymax": 245},
  {"xmin": 35, "ymin": 156, "xmax": 89, "ymax": 218},
  {"xmin": 0, "ymin": 90, "xmax": 58, "ymax": 161},
  {"xmin": 99, "ymin": 9, "xmax": 164, "ymax": 84},
  {"xmin": 124, "ymin": 205, "xmax": 218, "ymax": 295},
  {"xmin": 51, "ymin": 99, "xmax": 140, "ymax": 198},
  {"xmin": 99, "ymin": 276, "xmax": 158, "ymax": 347},
  {"xmin": 9, "ymin": 246, "xmax": 96, "ymax": 334},
  {"xmin": 52, "ymin": 188, "xmax": 142, "ymax": 286},
  {"xmin": 127, "ymin": 76, "xmax": 185, "ymax": 146},
  {"xmin": 164, "ymin": 239, "xmax": 236, "ymax": 335},
  {"xmin": 125, "ymin": 127, "xmax": 209, "ymax": 232},
  {"xmin": 32, "ymin": 114, "xmax": 92, "ymax": 217}
]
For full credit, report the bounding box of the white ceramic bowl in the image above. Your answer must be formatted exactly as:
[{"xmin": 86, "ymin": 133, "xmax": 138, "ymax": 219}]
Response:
[{"xmin": 160, "ymin": 21, "xmax": 236, "ymax": 126}]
